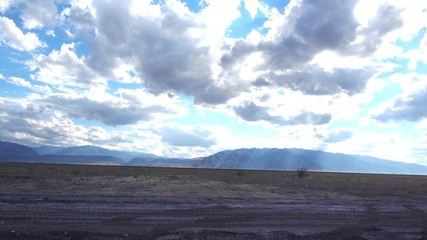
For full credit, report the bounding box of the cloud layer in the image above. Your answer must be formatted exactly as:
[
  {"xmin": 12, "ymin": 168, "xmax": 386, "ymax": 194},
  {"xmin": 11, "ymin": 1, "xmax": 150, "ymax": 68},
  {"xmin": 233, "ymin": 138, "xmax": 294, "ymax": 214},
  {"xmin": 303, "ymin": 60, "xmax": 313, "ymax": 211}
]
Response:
[
  {"xmin": 234, "ymin": 101, "xmax": 331, "ymax": 125},
  {"xmin": 0, "ymin": 0, "xmax": 426, "ymax": 163},
  {"xmin": 375, "ymin": 87, "xmax": 427, "ymax": 122}
]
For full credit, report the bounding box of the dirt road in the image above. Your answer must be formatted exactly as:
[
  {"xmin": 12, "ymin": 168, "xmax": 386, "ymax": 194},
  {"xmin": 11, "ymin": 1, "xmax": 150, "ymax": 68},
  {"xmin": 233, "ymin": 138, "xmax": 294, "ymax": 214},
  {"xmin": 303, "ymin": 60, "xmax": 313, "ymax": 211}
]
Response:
[{"xmin": 0, "ymin": 163, "xmax": 426, "ymax": 239}]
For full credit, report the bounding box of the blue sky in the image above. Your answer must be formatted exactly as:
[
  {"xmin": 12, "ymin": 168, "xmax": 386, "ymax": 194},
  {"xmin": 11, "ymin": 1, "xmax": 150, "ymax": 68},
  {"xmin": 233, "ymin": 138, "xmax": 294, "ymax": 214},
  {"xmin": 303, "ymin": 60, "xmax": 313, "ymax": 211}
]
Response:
[{"xmin": 1, "ymin": 0, "xmax": 427, "ymax": 165}]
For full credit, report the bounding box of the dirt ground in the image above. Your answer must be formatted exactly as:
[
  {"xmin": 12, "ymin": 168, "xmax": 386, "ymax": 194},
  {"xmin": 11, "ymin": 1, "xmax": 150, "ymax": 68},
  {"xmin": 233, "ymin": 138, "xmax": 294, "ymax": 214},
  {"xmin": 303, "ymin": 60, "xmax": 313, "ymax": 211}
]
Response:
[{"xmin": 0, "ymin": 163, "xmax": 426, "ymax": 239}]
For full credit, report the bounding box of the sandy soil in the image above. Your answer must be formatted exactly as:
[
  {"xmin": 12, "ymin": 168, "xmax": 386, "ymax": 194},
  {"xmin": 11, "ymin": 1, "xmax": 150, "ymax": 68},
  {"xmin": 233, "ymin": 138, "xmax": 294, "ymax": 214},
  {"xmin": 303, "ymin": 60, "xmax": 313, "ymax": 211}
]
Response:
[{"xmin": 0, "ymin": 163, "xmax": 426, "ymax": 239}]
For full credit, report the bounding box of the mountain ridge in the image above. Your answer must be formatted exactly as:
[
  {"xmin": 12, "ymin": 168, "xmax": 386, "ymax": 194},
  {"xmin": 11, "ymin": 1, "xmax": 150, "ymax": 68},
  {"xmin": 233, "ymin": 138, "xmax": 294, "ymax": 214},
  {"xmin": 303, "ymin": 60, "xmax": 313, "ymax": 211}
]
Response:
[
  {"xmin": 0, "ymin": 140, "xmax": 39, "ymax": 156},
  {"xmin": 34, "ymin": 145, "xmax": 160, "ymax": 161},
  {"xmin": 0, "ymin": 141, "xmax": 426, "ymax": 175}
]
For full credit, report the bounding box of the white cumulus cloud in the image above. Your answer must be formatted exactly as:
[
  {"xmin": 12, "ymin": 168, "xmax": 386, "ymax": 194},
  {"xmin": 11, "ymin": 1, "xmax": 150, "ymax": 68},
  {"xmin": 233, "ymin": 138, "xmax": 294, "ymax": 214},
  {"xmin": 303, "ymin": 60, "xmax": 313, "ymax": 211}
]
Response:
[{"xmin": 0, "ymin": 16, "xmax": 45, "ymax": 51}]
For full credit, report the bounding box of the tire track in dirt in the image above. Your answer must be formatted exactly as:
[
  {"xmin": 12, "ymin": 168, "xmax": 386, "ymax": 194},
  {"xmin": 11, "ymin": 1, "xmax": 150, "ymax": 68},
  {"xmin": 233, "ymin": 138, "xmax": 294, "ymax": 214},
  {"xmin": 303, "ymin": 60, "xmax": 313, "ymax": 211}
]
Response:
[{"xmin": 1, "ymin": 199, "xmax": 427, "ymax": 239}]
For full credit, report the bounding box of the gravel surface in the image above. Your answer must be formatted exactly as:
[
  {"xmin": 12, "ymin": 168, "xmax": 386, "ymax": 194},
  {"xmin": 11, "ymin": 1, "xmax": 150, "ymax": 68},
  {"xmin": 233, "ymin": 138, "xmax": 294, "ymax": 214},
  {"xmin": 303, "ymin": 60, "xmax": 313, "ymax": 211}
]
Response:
[{"xmin": 0, "ymin": 163, "xmax": 426, "ymax": 239}]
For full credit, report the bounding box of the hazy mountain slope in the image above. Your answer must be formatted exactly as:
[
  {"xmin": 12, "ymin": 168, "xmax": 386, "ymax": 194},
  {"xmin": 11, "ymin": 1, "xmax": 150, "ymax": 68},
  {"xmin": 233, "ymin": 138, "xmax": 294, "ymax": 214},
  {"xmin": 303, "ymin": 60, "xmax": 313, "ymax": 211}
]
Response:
[
  {"xmin": 55, "ymin": 145, "xmax": 159, "ymax": 161},
  {"xmin": 127, "ymin": 157, "xmax": 194, "ymax": 167},
  {"xmin": 192, "ymin": 148, "xmax": 322, "ymax": 170},
  {"xmin": 34, "ymin": 146, "xmax": 66, "ymax": 155},
  {"xmin": 194, "ymin": 148, "xmax": 427, "ymax": 174},
  {"xmin": 0, "ymin": 141, "xmax": 39, "ymax": 156},
  {"xmin": 0, "ymin": 154, "xmax": 123, "ymax": 165},
  {"xmin": 0, "ymin": 142, "xmax": 123, "ymax": 165},
  {"xmin": 350, "ymin": 154, "xmax": 427, "ymax": 174}
]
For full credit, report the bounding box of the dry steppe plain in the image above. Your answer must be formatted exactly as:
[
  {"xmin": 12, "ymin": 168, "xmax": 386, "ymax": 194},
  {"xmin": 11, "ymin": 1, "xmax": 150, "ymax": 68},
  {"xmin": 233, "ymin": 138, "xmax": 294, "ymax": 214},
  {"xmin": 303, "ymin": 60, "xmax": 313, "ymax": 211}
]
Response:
[{"xmin": 0, "ymin": 163, "xmax": 426, "ymax": 239}]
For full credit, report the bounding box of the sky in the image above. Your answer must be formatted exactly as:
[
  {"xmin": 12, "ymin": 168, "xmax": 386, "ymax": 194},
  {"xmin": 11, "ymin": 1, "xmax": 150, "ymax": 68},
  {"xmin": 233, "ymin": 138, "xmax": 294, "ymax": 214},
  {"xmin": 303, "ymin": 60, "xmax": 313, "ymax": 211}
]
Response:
[{"xmin": 0, "ymin": 0, "xmax": 427, "ymax": 165}]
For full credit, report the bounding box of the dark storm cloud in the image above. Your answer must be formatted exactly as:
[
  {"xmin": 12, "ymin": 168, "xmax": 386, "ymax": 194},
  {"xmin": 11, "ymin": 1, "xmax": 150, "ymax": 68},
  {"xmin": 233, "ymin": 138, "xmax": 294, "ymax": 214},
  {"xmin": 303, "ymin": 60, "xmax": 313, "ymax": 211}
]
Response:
[
  {"xmin": 374, "ymin": 88, "xmax": 427, "ymax": 122},
  {"xmin": 65, "ymin": 0, "xmax": 239, "ymax": 105},
  {"xmin": 233, "ymin": 101, "xmax": 331, "ymax": 125},
  {"xmin": 158, "ymin": 126, "xmax": 216, "ymax": 148},
  {"xmin": 220, "ymin": 40, "xmax": 257, "ymax": 70},
  {"xmin": 253, "ymin": 77, "xmax": 270, "ymax": 87},
  {"xmin": 266, "ymin": 67, "xmax": 375, "ymax": 95},
  {"xmin": 55, "ymin": 0, "xmax": 403, "ymax": 106},
  {"xmin": 193, "ymin": 84, "xmax": 241, "ymax": 105},
  {"xmin": 220, "ymin": 0, "xmax": 360, "ymax": 71},
  {"xmin": 233, "ymin": 101, "xmax": 284, "ymax": 124},
  {"xmin": 343, "ymin": 3, "xmax": 403, "ymax": 56},
  {"xmin": 221, "ymin": 0, "xmax": 401, "ymax": 96},
  {"xmin": 66, "ymin": 3, "xmax": 96, "ymax": 38},
  {"xmin": 40, "ymin": 95, "xmax": 173, "ymax": 126},
  {"xmin": 292, "ymin": 0, "xmax": 359, "ymax": 50},
  {"xmin": 285, "ymin": 111, "xmax": 332, "ymax": 125}
]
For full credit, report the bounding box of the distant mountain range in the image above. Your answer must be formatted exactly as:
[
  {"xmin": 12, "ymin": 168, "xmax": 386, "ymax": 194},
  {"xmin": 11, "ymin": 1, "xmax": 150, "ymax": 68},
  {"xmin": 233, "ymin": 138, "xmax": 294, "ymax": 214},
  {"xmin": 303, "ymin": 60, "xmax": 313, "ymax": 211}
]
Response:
[
  {"xmin": 0, "ymin": 140, "xmax": 426, "ymax": 175},
  {"xmin": 34, "ymin": 145, "xmax": 159, "ymax": 161},
  {"xmin": 0, "ymin": 141, "xmax": 39, "ymax": 156}
]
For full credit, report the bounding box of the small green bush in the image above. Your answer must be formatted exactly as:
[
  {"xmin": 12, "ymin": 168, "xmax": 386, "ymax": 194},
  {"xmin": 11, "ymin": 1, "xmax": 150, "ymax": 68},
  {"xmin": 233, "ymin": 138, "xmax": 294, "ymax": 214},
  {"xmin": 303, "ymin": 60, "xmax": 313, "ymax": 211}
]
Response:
[
  {"xmin": 296, "ymin": 167, "xmax": 309, "ymax": 178},
  {"xmin": 236, "ymin": 170, "xmax": 244, "ymax": 176}
]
